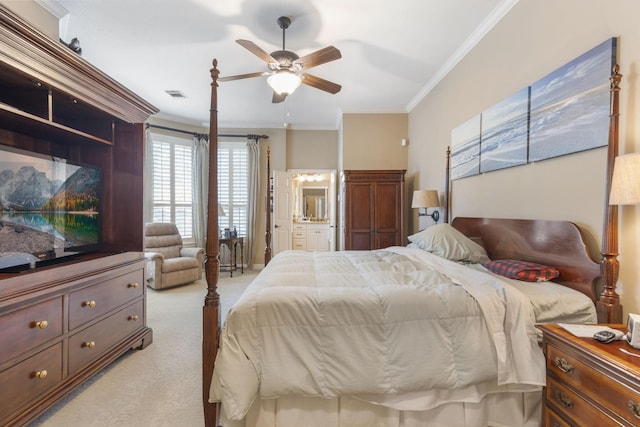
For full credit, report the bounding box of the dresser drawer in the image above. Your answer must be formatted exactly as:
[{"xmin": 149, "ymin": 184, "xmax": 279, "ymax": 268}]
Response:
[
  {"xmin": 293, "ymin": 239, "xmax": 306, "ymax": 249},
  {"xmin": 69, "ymin": 268, "xmax": 143, "ymax": 330},
  {"xmin": 547, "ymin": 343, "xmax": 640, "ymax": 425},
  {"xmin": 0, "ymin": 343, "xmax": 63, "ymax": 420},
  {"xmin": 68, "ymin": 299, "xmax": 144, "ymax": 375},
  {"xmin": 544, "ymin": 407, "xmax": 571, "ymax": 427},
  {"xmin": 293, "ymin": 230, "xmax": 306, "ymax": 239},
  {"xmin": 0, "ymin": 297, "xmax": 63, "ymax": 365},
  {"xmin": 546, "ymin": 376, "xmax": 615, "ymax": 426}
]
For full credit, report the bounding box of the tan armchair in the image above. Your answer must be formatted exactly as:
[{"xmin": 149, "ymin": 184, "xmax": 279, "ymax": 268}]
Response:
[{"xmin": 144, "ymin": 222, "xmax": 205, "ymax": 289}]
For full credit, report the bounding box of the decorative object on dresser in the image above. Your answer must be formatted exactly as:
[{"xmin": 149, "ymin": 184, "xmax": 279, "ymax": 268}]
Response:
[
  {"xmin": 411, "ymin": 189, "xmax": 441, "ymax": 224},
  {"xmin": 0, "ymin": 4, "xmax": 157, "ymax": 426},
  {"xmin": 341, "ymin": 169, "xmax": 406, "ymax": 250},
  {"xmin": 144, "ymin": 222, "xmax": 205, "ymax": 289},
  {"xmin": 538, "ymin": 324, "xmax": 640, "ymax": 426}
]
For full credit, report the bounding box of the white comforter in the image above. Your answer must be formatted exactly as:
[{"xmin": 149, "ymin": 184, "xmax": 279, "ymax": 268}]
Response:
[{"xmin": 210, "ymin": 248, "xmax": 545, "ymax": 420}]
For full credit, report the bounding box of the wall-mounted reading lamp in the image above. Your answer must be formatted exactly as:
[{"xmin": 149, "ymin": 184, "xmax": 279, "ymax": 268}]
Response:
[
  {"xmin": 412, "ymin": 190, "xmax": 440, "ymax": 223},
  {"xmin": 609, "ymin": 153, "xmax": 640, "ymax": 205}
]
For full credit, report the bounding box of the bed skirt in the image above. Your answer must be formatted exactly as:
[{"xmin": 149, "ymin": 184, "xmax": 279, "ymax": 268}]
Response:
[{"xmin": 219, "ymin": 390, "xmax": 542, "ymax": 427}]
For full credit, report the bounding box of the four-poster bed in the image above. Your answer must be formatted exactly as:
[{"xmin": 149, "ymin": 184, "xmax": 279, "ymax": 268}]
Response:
[{"xmin": 202, "ymin": 59, "xmax": 623, "ymax": 427}]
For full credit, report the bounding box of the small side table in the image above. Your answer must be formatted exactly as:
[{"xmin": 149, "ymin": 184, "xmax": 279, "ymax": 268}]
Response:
[{"xmin": 219, "ymin": 237, "xmax": 244, "ymax": 277}]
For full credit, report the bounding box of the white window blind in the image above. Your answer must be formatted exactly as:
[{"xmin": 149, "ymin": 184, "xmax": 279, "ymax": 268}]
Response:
[
  {"xmin": 218, "ymin": 142, "xmax": 248, "ymax": 237},
  {"xmin": 150, "ymin": 133, "xmax": 193, "ymax": 240}
]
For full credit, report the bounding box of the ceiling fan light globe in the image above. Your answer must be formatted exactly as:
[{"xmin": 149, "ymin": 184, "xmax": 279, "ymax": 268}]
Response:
[{"xmin": 268, "ymin": 71, "xmax": 301, "ymax": 95}]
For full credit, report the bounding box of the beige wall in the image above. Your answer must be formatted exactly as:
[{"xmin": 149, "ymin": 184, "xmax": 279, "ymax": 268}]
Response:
[
  {"xmin": 408, "ymin": 0, "xmax": 640, "ymax": 317},
  {"xmin": 286, "ymin": 129, "xmax": 338, "ymax": 170},
  {"xmin": 342, "ymin": 113, "xmax": 409, "ymax": 170}
]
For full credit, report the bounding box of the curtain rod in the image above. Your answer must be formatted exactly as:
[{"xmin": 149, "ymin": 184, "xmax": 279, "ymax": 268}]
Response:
[{"xmin": 145, "ymin": 123, "xmax": 269, "ymax": 140}]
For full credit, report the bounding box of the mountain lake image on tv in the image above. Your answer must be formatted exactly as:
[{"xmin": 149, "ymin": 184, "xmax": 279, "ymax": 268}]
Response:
[{"xmin": 0, "ymin": 146, "xmax": 101, "ymax": 272}]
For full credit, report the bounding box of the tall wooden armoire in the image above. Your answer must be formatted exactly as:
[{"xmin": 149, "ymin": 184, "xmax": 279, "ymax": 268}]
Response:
[{"xmin": 342, "ymin": 170, "xmax": 406, "ymax": 250}]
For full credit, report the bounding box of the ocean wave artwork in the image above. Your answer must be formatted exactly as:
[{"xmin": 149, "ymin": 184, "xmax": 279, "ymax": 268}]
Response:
[
  {"xmin": 451, "ymin": 114, "xmax": 480, "ymax": 180},
  {"xmin": 480, "ymin": 87, "xmax": 529, "ymax": 173},
  {"xmin": 529, "ymin": 38, "xmax": 615, "ymax": 162}
]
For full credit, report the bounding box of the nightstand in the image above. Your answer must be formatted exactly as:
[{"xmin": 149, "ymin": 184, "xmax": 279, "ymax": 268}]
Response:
[{"xmin": 538, "ymin": 324, "xmax": 640, "ymax": 426}]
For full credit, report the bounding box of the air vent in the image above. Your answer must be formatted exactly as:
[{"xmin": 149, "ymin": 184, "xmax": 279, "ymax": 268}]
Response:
[{"xmin": 165, "ymin": 90, "xmax": 187, "ymax": 98}]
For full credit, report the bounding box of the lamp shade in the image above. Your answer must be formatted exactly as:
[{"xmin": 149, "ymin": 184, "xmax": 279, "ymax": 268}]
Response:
[
  {"xmin": 411, "ymin": 190, "xmax": 440, "ymax": 208},
  {"xmin": 610, "ymin": 153, "xmax": 640, "ymax": 205},
  {"xmin": 218, "ymin": 203, "xmax": 226, "ymax": 216},
  {"xmin": 267, "ymin": 70, "xmax": 301, "ymax": 95}
]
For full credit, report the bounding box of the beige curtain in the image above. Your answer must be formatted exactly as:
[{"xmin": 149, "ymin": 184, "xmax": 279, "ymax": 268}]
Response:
[
  {"xmin": 192, "ymin": 134, "xmax": 209, "ymax": 249},
  {"xmin": 245, "ymin": 137, "xmax": 260, "ymax": 268}
]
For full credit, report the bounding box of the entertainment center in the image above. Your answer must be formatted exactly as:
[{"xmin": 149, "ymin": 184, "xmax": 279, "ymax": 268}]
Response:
[{"xmin": 0, "ymin": 5, "xmax": 157, "ymax": 425}]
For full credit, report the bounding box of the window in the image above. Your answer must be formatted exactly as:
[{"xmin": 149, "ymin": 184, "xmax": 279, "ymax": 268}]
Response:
[
  {"xmin": 150, "ymin": 133, "xmax": 193, "ymax": 240},
  {"xmin": 218, "ymin": 142, "xmax": 248, "ymax": 237}
]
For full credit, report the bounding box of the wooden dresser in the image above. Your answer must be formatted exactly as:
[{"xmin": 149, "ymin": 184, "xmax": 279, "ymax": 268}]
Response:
[
  {"xmin": 342, "ymin": 170, "xmax": 406, "ymax": 250},
  {"xmin": 538, "ymin": 324, "xmax": 640, "ymax": 426},
  {"xmin": 0, "ymin": 5, "xmax": 157, "ymax": 425},
  {"xmin": 0, "ymin": 253, "xmax": 151, "ymax": 426}
]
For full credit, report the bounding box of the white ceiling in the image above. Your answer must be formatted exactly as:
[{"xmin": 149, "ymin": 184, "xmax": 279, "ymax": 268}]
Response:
[{"xmin": 45, "ymin": 0, "xmax": 516, "ymax": 130}]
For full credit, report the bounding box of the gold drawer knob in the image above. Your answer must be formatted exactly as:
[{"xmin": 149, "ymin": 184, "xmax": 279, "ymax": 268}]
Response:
[
  {"xmin": 127, "ymin": 282, "xmax": 139, "ymax": 289},
  {"xmin": 33, "ymin": 370, "xmax": 48, "ymax": 379},
  {"xmin": 82, "ymin": 300, "xmax": 96, "ymax": 308},
  {"xmin": 33, "ymin": 320, "xmax": 48, "ymax": 329},
  {"xmin": 554, "ymin": 357, "xmax": 574, "ymax": 374},
  {"xmin": 629, "ymin": 401, "xmax": 640, "ymax": 419},
  {"xmin": 128, "ymin": 315, "xmax": 139, "ymax": 321},
  {"xmin": 82, "ymin": 341, "xmax": 96, "ymax": 349}
]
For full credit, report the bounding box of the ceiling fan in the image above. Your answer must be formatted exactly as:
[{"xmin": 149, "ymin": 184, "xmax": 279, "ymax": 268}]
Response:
[{"xmin": 219, "ymin": 16, "xmax": 342, "ymax": 103}]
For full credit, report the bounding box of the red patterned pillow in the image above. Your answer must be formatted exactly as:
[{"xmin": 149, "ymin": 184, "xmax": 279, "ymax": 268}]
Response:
[{"xmin": 482, "ymin": 259, "xmax": 559, "ymax": 282}]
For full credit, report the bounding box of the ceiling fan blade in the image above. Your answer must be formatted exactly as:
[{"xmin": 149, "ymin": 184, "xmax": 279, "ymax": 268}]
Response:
[
  {"xmin": 272, "ymin": 92, "xmax": 287, "ymax": 103},
  {"xmin": 236, "ymin": 39, "xmax": 277, "ymax": 64},
  {"xmin": 301, "ymin": 73, "xmax": 342, "ymax": 94},
  {"xmin": 295, "ymin": 46, "xmax": 341, "ymax": 70},
  {"xmin": 219, "ymin": 71, "xmax": 269, "ymax": 82}
]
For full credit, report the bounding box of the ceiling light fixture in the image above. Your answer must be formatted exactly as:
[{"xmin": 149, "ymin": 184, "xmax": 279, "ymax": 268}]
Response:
[{"xmin": 267, "ymin": 70, "xmax": 301, "ymax": 96}]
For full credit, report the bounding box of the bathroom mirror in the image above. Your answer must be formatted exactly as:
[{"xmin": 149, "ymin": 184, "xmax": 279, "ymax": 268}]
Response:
[
  {"xmin": 302, "ymin": 187, "xmax": 327, "ymax": 219},
  {"xmin": 291, "ymin": 171, "xmax": 334, "ymax": 222}
]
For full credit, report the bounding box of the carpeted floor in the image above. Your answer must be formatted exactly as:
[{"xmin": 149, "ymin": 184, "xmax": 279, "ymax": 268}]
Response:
[{"xmin": 30, "ymin": 269, "xmax": 257, "ymax": 427}]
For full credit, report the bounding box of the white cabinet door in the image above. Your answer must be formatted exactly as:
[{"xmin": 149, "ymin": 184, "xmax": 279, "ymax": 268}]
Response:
[
  {"xmin": 272, "ymin": 170, "xmax": 292, "ymax": 256},
  {"xmin": 307, "ymin": 224, "xmax": 331, "ymax": 251}
]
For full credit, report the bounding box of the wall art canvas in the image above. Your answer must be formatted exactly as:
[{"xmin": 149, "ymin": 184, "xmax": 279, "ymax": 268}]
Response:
[
  {"xmin": 451, "ymin": 114, "xmax": 481, "ymax": 180},
  {"xmin": 480, "ymin": 87, "xmax": 529, "ymax": 173},
  {"xmin": 529, "ymin": 38, "xmax": 616, "ymax": 162}
]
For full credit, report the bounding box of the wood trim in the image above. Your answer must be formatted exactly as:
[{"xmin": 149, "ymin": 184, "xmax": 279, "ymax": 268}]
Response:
[
  {"xmin": 452, "ymin": 217, "xmax": 601, "ymax": 306},
  {"xmin": 597, "ymin": 65, "xmax": 623, "ymax": 323},
  {"xmin": 203, "ymin": 59, "xmax": 220, "ymax": 427},
  {"xmin": 0, "ymin": 4, "xmax": 158, "ymax": 123}
]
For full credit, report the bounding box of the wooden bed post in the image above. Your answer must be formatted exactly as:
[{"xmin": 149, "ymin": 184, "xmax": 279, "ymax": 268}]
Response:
[
  {"xmin": 598, "ymin": 64, "xmax": 623, "ymax": 324},
  {"xmin": 444, "ymin": 146, "xmax": 451, "ymax": 224},
  {"xmin": 203, "ymin": 58, "xmax": 220, "ymax": 427},
  {"xmin": 264, "ymin": 145, "xmax": 272, "ymax": 265}
]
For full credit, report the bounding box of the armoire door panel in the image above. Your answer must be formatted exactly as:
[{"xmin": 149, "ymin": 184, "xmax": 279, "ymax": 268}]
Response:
[
  {"xmin": 376, "ymin": 183, "xmax": 401, "ymax": 231},
  {"xmin": 348, "ymin": 184, "xmax": 374, "ymax": 230},
  {"xmin": 376, "ymin": 233, "xmax": 400, "ymax": 249}
]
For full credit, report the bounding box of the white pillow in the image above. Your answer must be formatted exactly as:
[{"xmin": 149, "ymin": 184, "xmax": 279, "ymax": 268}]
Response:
[{"xmin": 408, "ymin": 223, "xmax": 489, "ymax": 263}]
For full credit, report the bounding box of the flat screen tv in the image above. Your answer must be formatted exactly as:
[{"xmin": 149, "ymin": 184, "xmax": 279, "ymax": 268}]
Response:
[{"xmin": 0, "ymin": 145, "xmax": 101, "ymax": 272}]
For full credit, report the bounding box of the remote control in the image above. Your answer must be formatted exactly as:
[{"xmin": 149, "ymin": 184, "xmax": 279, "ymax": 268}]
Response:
[{"xmin": 593, "ymin": 330, "xmax": 617, "ymax": 343}]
